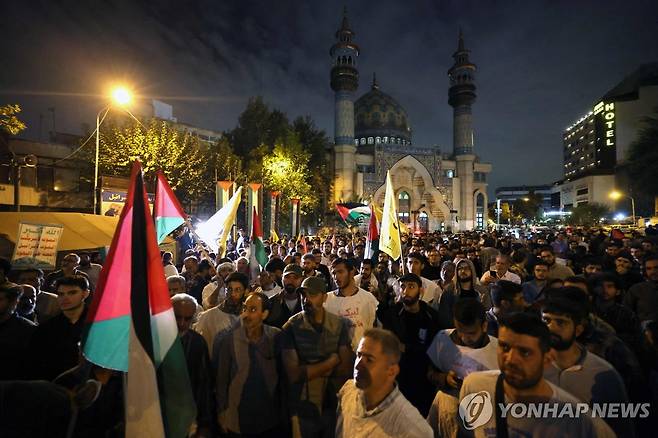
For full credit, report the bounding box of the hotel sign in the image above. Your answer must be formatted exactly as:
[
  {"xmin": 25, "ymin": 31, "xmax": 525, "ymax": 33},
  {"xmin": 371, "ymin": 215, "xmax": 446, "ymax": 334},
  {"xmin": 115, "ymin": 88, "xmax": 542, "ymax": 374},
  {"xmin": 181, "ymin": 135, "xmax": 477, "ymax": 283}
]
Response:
[{"xmin": 593, "ymin": 101, "xmax": 616, "ymax": 147}]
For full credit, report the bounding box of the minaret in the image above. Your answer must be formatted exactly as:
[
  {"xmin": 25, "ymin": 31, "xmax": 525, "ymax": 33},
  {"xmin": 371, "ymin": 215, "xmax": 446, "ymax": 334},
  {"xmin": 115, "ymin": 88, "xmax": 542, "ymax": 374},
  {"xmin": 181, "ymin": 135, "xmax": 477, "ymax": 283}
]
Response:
[
  {"xmin": 330, "ymin": 7, "xmax": 359, "ymax": 202},
  {"xmin": 448, "ymin": 30, "xmax": 477, "ymax": 230}
]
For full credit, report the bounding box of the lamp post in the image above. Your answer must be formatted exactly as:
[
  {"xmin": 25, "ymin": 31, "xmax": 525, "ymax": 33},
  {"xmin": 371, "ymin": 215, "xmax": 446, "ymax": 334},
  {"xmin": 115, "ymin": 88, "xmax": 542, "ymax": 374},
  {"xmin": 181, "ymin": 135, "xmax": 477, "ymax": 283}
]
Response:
[
  {"xmin": 93, "ymin": 86, "xmax": 132, "ymax": 214},
  {"xmin": 609, "ymin": 190, "xmax": 636, "ymax": 226}
]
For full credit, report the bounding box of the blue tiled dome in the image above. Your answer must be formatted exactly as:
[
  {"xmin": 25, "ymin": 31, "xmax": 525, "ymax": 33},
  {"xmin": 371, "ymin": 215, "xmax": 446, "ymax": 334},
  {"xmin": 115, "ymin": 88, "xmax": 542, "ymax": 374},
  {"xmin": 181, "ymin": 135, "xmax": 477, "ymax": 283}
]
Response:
[{"xmin": 354, "ymin": 79, "xmax": 412, "ymax": 146}]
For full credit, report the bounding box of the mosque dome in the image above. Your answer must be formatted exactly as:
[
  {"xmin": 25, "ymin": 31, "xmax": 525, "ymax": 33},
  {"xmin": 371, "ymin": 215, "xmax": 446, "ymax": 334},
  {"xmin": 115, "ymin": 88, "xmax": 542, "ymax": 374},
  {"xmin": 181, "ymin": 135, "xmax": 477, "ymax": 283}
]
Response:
[{"xmin": 354, "ymin": 74, "xmax": 412, "ymax": 152}]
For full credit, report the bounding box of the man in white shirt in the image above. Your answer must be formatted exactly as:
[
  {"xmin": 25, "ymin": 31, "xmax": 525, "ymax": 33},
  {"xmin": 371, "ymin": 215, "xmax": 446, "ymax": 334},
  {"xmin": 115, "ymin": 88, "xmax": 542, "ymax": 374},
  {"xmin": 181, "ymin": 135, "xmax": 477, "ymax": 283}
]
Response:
[
  {"xmin": 458, "ymin": 312, "xmax": 614, "ymax": 438},
  {"xmin": 162, "ymin": 251, "xmax": 179, "ymax": 278},
  {"xmin": 325, "ymin": 258, "xmax": 378, "ymax": 350},
  {"xmin": 480, "ymin": 254, "xmax": 521, "ymax": 285},
  {"xmin": 336, "ymin": 328, "xmax": 433, "ymax": 437},
  {"xmin": 404, "ymin": 252, "xmax": 442, "ymax": 305},
  {"xmin": 354, "ymin": 259, "xmax": 379, "ymax": 295},
  {"xmin": 427, "ymin": 299, "xmax": 498, "ymax": 438}
]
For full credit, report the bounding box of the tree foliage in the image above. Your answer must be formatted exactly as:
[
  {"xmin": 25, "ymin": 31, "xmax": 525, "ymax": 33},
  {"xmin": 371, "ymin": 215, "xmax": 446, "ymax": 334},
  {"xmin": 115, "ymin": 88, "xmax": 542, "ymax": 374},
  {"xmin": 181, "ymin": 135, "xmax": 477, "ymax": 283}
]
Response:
[
  {"xmin": 0, "ymin": 104, "xmax": 27, "ymax": 136},
  {"xmin": 512, "ymin": 191, "xmax": 544, "ymax": 222},
  {"xmin": 88, "ymin": 119, "xmax": 211, "ymax": 205},
  {"xmin": 626, "ymin": 110, "xmax": 658, "ymax": 196},
  {"xmin": 224, "ymin": 97, "xmax": 332, "ymax": 226},
  {"xmin": 565, "ymin": 202, "xmax": 610, "ymax": 226}
]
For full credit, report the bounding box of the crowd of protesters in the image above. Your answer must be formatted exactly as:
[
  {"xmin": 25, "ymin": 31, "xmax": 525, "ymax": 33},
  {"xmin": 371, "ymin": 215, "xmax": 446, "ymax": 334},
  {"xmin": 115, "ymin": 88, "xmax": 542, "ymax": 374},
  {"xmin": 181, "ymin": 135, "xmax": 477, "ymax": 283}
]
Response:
[{"xmin": 1, "ymin": 225, "xmax": 658, "ymax": 437}]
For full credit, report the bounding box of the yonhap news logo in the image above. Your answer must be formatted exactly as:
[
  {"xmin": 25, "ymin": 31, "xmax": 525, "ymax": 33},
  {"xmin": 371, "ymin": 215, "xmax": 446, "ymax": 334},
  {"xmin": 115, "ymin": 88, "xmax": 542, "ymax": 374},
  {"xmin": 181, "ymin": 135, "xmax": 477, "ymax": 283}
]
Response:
[
  {"xmin": 458, "ymin": 391, "xmax": 651, "ymax": 430},
  {"xmin": 459, "ymin": 391, "xmax": 493, "ymax": 430}
]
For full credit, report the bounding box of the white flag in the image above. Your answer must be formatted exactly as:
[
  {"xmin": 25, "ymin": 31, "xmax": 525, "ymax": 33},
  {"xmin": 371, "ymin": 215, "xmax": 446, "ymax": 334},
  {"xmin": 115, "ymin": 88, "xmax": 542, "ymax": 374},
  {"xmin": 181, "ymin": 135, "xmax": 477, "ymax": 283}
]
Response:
[{"xmin": 196, "ymin": 187, "xmax": 242, "ymax": 255}]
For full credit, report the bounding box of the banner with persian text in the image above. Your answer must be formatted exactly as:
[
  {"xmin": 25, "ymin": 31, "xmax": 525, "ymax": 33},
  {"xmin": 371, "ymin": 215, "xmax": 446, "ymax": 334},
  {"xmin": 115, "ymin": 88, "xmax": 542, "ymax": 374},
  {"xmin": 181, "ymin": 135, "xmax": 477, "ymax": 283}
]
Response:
[{"xmin": 11, "ymin": 222, "xmax": 64, "ymax": 270}]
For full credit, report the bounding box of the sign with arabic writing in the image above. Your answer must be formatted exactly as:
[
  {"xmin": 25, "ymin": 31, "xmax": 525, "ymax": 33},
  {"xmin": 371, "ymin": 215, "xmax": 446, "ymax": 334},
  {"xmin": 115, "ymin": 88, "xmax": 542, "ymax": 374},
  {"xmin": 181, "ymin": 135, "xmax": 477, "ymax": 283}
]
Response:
[
  {"xmin": 11, "ymin": 222, "xmax": 64, "ymax": 270},
  {"xmin": 101, "ymin": 189, "xmax": 154, "ymax": 216}
]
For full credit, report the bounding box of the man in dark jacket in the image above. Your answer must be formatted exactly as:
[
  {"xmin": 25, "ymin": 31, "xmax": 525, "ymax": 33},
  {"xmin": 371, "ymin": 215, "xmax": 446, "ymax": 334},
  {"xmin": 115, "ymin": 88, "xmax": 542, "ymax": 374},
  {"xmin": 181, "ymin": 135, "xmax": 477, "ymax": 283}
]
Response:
[
  {"xmin": 266, "ymin": 264, "xmax": 303, "ymax": 328},
  {"xmin": 380, "ymin": 273, "xmax": 440, "ymax": 416}
]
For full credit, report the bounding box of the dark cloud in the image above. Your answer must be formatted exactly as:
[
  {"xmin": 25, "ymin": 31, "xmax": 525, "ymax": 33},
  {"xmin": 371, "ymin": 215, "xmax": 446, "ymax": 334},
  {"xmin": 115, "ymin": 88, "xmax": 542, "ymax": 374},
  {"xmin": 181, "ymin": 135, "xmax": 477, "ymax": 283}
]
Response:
[{"xmin": 2, "ymin": 0, "xmax": 657, "ymax": 195}]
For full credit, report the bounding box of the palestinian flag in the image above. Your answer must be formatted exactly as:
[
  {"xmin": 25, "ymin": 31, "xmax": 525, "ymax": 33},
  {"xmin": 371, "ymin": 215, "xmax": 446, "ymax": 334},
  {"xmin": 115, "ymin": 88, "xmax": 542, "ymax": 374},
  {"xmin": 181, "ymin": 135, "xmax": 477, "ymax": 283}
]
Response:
[
  {"xmin": 154, "ymin": 171, "xmax": 186, "ymax": 244},
  {"xmin": 82, "ymin": 161, "xmax": 196, "ymax": 438},
  {"xmin": 250, "ymin": 207, "xmax": 268, "ymax": 268},
  {"xmin": 335, "ymin": 203, "xmax": 371, "ymax": 227},
  {"xmin": 365, "ymin": 204, "xmax": 380, "ymax": 261}
]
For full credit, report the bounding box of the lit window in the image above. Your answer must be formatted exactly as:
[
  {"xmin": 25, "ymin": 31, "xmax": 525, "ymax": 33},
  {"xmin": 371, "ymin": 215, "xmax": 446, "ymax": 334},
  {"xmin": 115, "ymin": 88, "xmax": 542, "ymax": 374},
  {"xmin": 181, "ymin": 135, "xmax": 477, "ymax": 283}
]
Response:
[
  {"xmin": 383, "ymin": 136, "xmax": 388, "ymax": 143},
  {"xmin": 376, "ymin": 137, "xmax": 381, "ymax": 144},
  {"xmin": 368, "ymin": 137, "xmax": 374, "ymax": 144}
]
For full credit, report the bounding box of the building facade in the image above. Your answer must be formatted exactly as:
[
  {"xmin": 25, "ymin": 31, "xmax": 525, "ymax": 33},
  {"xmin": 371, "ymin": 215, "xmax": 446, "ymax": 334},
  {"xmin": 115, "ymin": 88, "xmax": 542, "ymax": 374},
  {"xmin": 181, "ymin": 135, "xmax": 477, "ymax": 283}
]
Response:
[
  {"xmin": 329, "ymin": 11, "xmax": 492, "ymax": 232},
  {"xmin": 495, "ymin": 185, "xmax": 556, "ymax": 213},
  {"xmin": 555, "ymin": 63, "xmax": 658, "ymax": 215}
]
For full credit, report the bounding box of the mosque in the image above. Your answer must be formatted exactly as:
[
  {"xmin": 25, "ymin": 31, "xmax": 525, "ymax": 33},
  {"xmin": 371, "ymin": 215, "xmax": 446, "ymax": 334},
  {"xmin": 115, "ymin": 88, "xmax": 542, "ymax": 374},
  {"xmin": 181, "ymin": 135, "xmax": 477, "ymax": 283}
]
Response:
[{"xmin": 329, "ymin": 10, "xmax": 492, "ymax": 232}]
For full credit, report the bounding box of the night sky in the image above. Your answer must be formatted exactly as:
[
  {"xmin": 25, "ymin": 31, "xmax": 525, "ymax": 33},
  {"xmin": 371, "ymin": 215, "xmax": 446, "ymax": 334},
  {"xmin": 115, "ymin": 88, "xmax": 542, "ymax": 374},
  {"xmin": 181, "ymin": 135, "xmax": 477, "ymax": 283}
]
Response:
[{"xmin": 2, "ymin": 0, "xmax": 657, "ymax": 196}]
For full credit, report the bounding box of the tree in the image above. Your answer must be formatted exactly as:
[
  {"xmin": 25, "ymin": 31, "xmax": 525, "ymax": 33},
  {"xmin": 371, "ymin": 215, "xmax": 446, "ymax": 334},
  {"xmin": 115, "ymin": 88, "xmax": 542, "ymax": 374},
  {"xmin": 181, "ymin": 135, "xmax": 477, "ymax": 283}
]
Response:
[
  {"xmin": 222, "ymin": 98, "xmax": 332, "ymax": 230},
  {"xmin": 86, "ymin": 119, "xmax": 212, "ymax": 206},
  {"xmin": 512, "ymin": 192, "xmax": 543, "ymax": 223},
  {"xmin": 0, "ymin": 104, "xmax": 27, "ymax": 136},
  {"xmin": 565, "ymin": 203, "xmax": 610, "ymax": 226},
  {"xmin": 262, "ymin": 140, "xmax": 318, "ymax": 214},
  {"xmin": 626, "ymin": 110, "xmax": 658, "ymax": 197}
]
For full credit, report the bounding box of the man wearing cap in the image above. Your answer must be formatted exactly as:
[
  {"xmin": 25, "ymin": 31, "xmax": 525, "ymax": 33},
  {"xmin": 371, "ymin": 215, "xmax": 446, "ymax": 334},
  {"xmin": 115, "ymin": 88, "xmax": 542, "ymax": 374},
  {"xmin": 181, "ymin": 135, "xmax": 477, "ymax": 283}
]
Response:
[
  {"xmin": 281, "ymin": 276, "xmax": 353, "ymax": 438},
  {"xmin": 267, "ymin": 264, "xmax": 304, "ymax": 328},
  {"xmin": 379, "ymin": 273, "xmax": 440, "ymax": 416}
]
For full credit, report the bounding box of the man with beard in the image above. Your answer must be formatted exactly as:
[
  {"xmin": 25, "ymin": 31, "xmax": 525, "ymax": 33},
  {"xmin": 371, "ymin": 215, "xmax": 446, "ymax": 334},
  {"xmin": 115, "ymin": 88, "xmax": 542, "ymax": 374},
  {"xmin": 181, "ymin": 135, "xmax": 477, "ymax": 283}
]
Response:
[
  {"xmin": 302, "ymin": 253, "xmax": 327, "ymax": 284},
  {"xmin": 267, "ymin": 264, "xmax": 304, "ymax": 328},
  {"xmin": 335, "ymin": 328, "xmax": 433, "ymax": 437},
  {"xmin": 325, "ymin": 258, "xmax": 379, "ymax": 351},
  {"xmin": 542, "ymin": 293, "xmax": 632, "ymax": 437},
  {"xmin": 172, "ymin": 293, "xmax": 214, "ymax": 438},
  {"xmin": 380, "ymin": 273, "xmax": 440, "ymax": 416},
  {"xmin": 624, "ymin": 256, "xmax": 658, "ymax": 326},
  {"xmin": 354, "ymin": 260, "xmax": 378, "ymax": 296},
  {"xmin": 582, "ymin": 257, "xmax": 603, "ymax": 279},
  {"xmin": 402, "ymin": 252, "xmax": 441, "ymax": 305},
  {"xmin": 193, "ymin": 272, "xmax": 242, "ymax": 355},
  {"xmin": 321, "ymin": 241, "xmax": 334, "ymax": 267},
  {"xmin": 281, "ymin": 277, "xmax": 353, "ymax": 438},
  {"xmin": 259, "ymin": 270, "xmax": 282, "ymax": 299},
  {"xmin": 436, "ymin": 259, "xmax": 490, "ymax": 329},
  {"xmin": 459, "ymin": 312, "xmax": 615, "ymax": 438},
  {"xmin": 15, "ymin": 269, "xmax": 59, "ymax": 323},
  {"xmin": 426, "ymin": 299, "xmax": 498, "ymax": 438}
]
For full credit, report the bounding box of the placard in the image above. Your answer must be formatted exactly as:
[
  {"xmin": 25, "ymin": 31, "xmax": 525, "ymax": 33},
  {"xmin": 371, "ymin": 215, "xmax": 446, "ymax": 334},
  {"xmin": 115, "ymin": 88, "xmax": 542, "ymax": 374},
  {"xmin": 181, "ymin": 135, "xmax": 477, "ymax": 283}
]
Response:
[{"xmin": 11, "ymin": 222, "xmax": 64, "ymax": 270}]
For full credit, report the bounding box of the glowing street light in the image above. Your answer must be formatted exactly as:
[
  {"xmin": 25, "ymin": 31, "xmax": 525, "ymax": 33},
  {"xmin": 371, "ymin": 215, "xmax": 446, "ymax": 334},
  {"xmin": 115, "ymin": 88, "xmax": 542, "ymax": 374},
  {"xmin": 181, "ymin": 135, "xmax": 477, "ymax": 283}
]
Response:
[
  {"xmin": 111, "ymin": 86, "xmax": 132, "ymax": 106},
  {"xmin": 94, "ymin": 86, "xmax": 133, "ymax": 214},
  {"xmin": 609, "ymin": 190, "xmax": 635, "ymax": 226}
]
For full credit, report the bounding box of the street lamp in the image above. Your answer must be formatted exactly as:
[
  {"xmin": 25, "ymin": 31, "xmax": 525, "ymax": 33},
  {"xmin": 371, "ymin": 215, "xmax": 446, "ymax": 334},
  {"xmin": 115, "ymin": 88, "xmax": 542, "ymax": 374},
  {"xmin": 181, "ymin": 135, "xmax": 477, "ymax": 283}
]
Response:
[
  {"xmin": 94, "ymin": 86, "xmax": 132, "ymax": 214},
  {"xmin": 609, "ymin": 190, "xmax": 636, "ymax": 226}
]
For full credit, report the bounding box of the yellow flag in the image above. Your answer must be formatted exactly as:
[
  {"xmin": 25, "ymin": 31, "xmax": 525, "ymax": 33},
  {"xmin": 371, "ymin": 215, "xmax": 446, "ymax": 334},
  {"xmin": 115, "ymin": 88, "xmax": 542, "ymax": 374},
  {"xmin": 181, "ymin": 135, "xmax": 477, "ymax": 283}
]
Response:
[
  {"xmin": 196, "ymin": 186, "xmax": 243, "ymax": 256},
  {"xmin": 379, "ymin": 171, "xmax": 402, "ymax": 260},
  {"xmin": 270, "ymin": 229, "xmax": 280, "ymax": 243}
]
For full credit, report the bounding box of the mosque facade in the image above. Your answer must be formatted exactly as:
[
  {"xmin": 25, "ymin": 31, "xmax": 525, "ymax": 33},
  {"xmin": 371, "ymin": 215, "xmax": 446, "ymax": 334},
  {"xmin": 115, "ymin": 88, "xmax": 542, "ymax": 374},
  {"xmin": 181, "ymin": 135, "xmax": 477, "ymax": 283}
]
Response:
[{"xmin": 329, "ymin": 10, "xmax": 492, "ymax": 232}]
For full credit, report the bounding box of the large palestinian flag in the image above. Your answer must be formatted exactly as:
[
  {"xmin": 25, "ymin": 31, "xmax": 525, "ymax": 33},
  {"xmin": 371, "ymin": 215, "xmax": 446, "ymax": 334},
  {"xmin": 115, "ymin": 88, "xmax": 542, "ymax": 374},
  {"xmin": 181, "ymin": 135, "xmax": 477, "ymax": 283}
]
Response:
[{"xmin": 82, "ymin": 161, "xmax": 196, "ymax": 437}]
